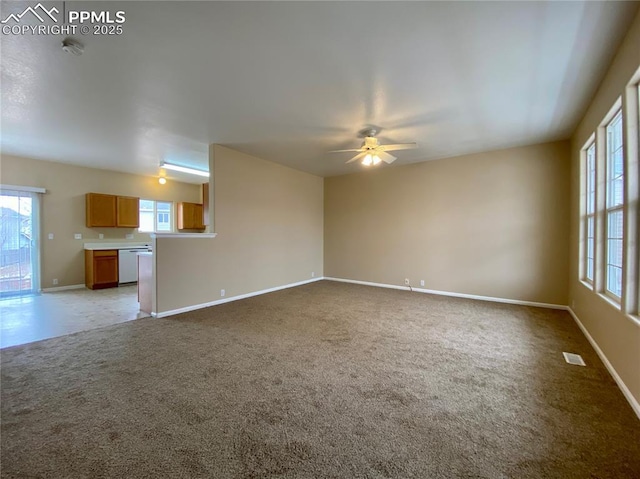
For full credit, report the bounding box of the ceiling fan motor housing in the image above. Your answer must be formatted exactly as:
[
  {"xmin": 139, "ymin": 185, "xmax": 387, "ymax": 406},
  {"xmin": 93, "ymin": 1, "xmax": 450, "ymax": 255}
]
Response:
[{"xmin": 363, "ymin": 136, "xmax": 379, "ymax": 149}]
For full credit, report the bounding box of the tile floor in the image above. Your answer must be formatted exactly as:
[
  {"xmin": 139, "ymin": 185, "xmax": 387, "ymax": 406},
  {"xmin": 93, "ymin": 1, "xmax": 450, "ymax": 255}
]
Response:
[{"xmin": 0, "ymin": 285, "xmax": 149, "ymax": 349}]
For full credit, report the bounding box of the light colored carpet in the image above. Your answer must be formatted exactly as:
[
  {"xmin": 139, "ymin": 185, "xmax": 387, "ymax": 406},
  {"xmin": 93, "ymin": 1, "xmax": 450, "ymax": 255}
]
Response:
[{"xmin": 1, "ymin": 281, "xmax": 639, "ymax": 478}]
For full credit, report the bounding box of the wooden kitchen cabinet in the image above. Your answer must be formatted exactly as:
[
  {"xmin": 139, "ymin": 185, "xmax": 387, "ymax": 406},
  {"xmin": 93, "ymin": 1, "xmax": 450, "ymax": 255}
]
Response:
[
  {"xmin": 86, "ymin": 193, "xmax": 117, "ymax": 227},
  {"xmin": 85, "ymin": 250, "xmax": 119, "ymax": 289},
  {"xmin": 177, "ymin": 202, "xmax": 205, "ymax": 230},
  {"xmin": 86, "ymin": 193, "xmax": 140, "ymax": 228},
  {"xmin": 202, "ymin": 182, "xmax": 210, "ymax": 227},
  {"xmin": 116, "ymin": 196, "xmax": 140, "ymax": 227}
]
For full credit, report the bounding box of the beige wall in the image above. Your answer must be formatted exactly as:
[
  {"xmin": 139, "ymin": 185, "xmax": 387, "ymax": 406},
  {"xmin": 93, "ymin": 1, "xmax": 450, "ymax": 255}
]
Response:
[
  {"xmin": 0, "ymin": 155, "xmax": 201, "ymax": 288},
  {"xmin": 324, "ymin": 141, "xmax": 571, "ymax": 305},
  {"xmin": 569, "ymin": 11, "xmax": 640, "ymax": 406},
  {"xmin": 155, "ymin": 145, "xmax": 323, "ymax": 313}
]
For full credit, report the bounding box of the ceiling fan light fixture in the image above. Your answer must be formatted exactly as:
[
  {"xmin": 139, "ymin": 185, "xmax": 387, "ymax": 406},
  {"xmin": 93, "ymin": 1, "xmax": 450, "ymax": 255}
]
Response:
[
  {"xmin": 329, "ymin": 129, "xmax": 417, "ymax": 167},
  {"xmin": 362, "ymin": 153, "xmax": 382, "ymax": 166}
]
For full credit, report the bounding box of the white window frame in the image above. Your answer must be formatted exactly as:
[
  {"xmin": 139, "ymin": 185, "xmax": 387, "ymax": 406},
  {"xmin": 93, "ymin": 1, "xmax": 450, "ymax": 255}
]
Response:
[
  {"xmin": 627, "ymin": 80, "xmax": 640, "ymax": 316},
  {"xmin": 139, "ymin": 200, "xmax": 174, "ymax": 233},
  {"xmin": 604, "ymin": 109, "xmax": 624, "ymax": 302},
  {"xmin": 582, "ymin": 140, "xmax": 596, "ymax": 284},
  {"xmin": 579, "ymin": 70, "xmax": 640, "ymax": 323}
]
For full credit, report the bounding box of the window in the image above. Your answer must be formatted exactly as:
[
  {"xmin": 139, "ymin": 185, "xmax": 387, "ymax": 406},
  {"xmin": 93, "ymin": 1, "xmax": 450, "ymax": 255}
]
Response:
[
  {"xmin": 605, "ymin": 110, "xmax": 624, "ymax": 299},
  {"xmin": 584, "ymin": 142, "xmax": 596, "ymax": 283},
  {"xmin": 139, "ymin": 200, "xmax": 173, "ymax": 233},
  {"xmin": 637, "ymin": 84, "xmax": 640, "ymax": 315},
  {"xmin": 156, "ymin": 202, "xmax": 172, "ymax": 231},
  {"xmin": 579, "ymin": 73, "xmax": 640, "ymax": 317},
  {"xmin": 0, "ymin": 187, "xmax": 42, "ymax": 296}
]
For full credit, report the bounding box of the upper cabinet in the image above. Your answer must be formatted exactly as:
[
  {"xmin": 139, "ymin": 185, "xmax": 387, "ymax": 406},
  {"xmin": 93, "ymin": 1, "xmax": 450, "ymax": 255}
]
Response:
[
  {"xmin": 202, "ymin": 182, "xmax": 210, "ymax": 227},
  {"xmin": 177, "ymin": 202, "xmax": 205, "ymax": 230},
  {"xmin": 86, "ymin": 193, "xmax": 140, "ymax": 228},
  {"xmin": 86, "ymin": 193, "xmax": 116, "ymax": 227},
  {"xmin": 116, "ymin": 196, "xmax": 140, "ymax": 227}
]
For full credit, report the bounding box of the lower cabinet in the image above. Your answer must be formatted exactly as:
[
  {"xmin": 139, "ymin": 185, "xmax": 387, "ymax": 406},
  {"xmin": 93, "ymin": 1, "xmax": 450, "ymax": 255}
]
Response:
[{"xmin": 85, "ymin": 250, "xmax": 119, "ymax": 290}]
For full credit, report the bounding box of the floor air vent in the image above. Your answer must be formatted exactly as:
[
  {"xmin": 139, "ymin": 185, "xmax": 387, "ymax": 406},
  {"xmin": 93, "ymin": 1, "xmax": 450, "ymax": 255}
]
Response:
[{"xmin": 563, "ymin": 352, "xmax": 586, "ymax": 366}]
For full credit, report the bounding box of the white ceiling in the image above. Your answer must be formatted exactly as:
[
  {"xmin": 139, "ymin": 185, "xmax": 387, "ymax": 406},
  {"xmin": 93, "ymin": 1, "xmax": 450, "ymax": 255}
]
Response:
[{"xmin": 1, "ymin": 1, "xmax": 638, "ymax": 179}]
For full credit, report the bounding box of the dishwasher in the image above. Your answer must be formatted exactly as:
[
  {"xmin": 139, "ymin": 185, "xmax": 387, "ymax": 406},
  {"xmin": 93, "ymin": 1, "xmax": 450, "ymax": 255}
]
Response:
[{"xmin": 118, "ymin": 248, "xmax": 148, "ymax": 284}]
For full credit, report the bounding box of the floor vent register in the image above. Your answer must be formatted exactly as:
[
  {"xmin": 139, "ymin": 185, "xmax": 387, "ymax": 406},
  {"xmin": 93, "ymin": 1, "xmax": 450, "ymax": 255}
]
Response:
[{"xmin": 562, "ymin": 352, "xmax": 586, "ymax": 366}]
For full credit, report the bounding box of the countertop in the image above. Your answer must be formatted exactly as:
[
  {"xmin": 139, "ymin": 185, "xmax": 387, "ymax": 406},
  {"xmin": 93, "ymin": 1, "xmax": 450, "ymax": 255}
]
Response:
[{"xmin": 84, "ymin": 242, "xmax": 152, "ymax": 251}]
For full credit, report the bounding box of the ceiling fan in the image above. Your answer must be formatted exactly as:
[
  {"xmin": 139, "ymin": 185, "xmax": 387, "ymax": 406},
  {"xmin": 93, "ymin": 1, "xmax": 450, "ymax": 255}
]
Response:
[{"xmin": 329, "ymin": 128, "xmax": 417, "ymax": 166}]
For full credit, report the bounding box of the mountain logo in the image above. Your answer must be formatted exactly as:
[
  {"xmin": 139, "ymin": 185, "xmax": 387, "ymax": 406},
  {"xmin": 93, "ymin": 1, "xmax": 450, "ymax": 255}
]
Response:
[{"xmin": 1, "ymin": 3, "xmax": 59, "ymax": 24}]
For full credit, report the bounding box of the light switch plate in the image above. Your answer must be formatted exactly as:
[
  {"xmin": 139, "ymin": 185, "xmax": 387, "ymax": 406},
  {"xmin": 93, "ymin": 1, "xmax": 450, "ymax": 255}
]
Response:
[
  {"xmin": 74, "ymin": 233, "xmax": 82, "ymax": 240},
  {"xmin": 48, "ymin": 233, "xmax": 54, "ymax": 240}
]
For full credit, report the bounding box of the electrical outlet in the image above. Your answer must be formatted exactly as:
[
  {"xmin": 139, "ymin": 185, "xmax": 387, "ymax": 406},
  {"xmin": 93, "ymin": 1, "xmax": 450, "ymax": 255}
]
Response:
[
  {"xmin": 99, "ymin": 233, "xmax": 104, "ymax": 239},
  {"xmin": 74, "ymin": 233, "xmax": 82, "ymax": 240},
  {"xmin": 125, "ymin": 234, "xmax": 134, "ymax": 240},
  {"xmin": 404, "ymin": 278, "xmax": 410, "ymax": 285},
  {"xmin": 571, "ymin": 300, "xmax": 575, "ymax": 309},
  {"xmin": 311, "ymin": 272, "xmax": 315, "ymax": 278},
  {"xmin": 52, "ymin": 278, "xmax": 58, "ymax": 285},
  {"xmin": 420, "ymin": 280, "xmax": 425, "ymax": 287},
  {"xmin": 220, "ymin": 289, "xmax": 226, "ymax": 297},
  {"xmin": 48, "ymin": 233, "xmax": 54, "ymax": 240}
]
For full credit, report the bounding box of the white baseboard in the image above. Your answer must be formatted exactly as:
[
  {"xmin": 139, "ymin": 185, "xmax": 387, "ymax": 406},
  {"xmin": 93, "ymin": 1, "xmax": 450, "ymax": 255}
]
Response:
[
  {"xmin": 154, "ymin": 277, "xmax": 325, "ymax": 318},
  {"xmin": 566, "ymin": 307, "xmax": 640, "ymax": 420},
  {"xmin": 324, "ymin": 277, "xmax": 566, "ymax": 310},
  {"xmin": 325, "ymin": 277, "xmax": 409, "ymax": 291},
  {"xmin": 42, "ymin": 284, "xmax": 85, "ymax": 293}
]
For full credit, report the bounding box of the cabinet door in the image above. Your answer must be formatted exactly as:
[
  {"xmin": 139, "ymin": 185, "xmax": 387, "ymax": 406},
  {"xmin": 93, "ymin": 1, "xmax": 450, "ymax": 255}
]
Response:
[
  {"xmin": 85, "ymin": 250, "xmax": 118, "ymax": 289},
  {"xmin": 94, "ymin": 255, "xmax": 119, "ymax": 285},
  {"xmin": 117, "ymin": 196, "xmax": 140, "ymax": 227},
  {"xmin": 86, "ymin": 193, "xmax": 116, "ymax": 227},
  {"xmin": 178, "ymin": 202, "xmax": 205, "ymax": 230},
  {"xmin": 191, "ymin": 203, "xmax": 204, "ymax": 229}
]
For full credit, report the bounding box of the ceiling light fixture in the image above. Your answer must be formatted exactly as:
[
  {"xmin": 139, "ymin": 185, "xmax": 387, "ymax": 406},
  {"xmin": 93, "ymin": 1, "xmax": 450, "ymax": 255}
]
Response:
[
  {"xmin": 161, "ymin": 162, "xmax": 210, "ymax": 178},
  {"xmin": 61, "ymin": 38, "xmax": 84, "ymax": 56},
  {"xmin": 158, "ymin": 177, "xmax": 167, "ymax": 185},
  {"xmin": 362, "ymin": 153, "xmax": 381, "ymax": 166}
]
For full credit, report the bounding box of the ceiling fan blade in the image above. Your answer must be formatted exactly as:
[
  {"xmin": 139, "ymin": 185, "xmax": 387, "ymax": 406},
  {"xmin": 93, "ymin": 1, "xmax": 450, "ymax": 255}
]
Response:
[
  {"xmin": 379, "ymin": 143, "xmax": 417, "ymax": 152},
  {"xmin": 329, "ymin": 148, "xmax": 364, "ymax": 153},
  {"xmin": 377, "ymin": 151, "xmax": 397, "ymax": 164},
  {"xmin": 346, "ymin": 151, "xmax": 369, "ymax": 164}
]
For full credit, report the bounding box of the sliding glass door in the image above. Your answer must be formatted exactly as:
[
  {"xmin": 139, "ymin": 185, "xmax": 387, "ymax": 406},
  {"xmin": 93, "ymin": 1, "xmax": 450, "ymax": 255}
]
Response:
[{"xmin": 0, "ymin": 189, "xmax": 41, "ymax": 296}]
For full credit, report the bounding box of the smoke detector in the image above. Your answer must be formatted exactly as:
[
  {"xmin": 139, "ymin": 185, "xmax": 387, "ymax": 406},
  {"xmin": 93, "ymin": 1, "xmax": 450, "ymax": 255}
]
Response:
[{"xmin": 61, "ymin": 38, "xmax": 84, "ymax": 56}]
